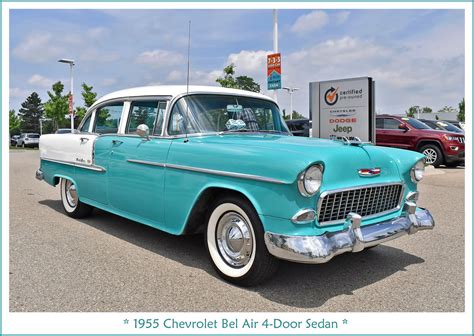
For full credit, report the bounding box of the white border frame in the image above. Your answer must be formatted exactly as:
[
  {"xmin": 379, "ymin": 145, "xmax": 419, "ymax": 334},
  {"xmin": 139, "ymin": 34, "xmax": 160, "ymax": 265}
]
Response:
[{"xmin": 2, "ymin": 2, "xmax": 472, "ymax": 334}]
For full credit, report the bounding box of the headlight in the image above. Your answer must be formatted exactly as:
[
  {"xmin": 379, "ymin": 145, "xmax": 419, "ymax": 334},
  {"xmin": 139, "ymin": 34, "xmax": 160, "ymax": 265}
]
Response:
[
  {"xmin": 410, "ymin": 159, "xmax": 426, "ymax": 183},
  {"xmin": 298, "ymin": 164, "xmax": 324, "ymax": 197}
]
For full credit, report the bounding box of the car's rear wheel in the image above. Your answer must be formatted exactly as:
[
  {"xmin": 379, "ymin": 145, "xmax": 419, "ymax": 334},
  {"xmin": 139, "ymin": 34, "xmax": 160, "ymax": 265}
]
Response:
[
  {"xmin": 60, "ymin": 178, "xmax": 93, "ymax": 218},
  {"xmin": 205, "ymin": 195, "xmax": 279, "ymax": 286},
  {"xmin": 419, "ymin": 144, "xmax": 443, "ymax": 167}
]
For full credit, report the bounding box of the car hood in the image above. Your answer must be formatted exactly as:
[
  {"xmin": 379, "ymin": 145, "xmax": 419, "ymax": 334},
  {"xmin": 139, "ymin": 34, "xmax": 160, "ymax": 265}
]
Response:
[{"xmin": 168, "ymin": 134, "xmax": 423, "ymax": 188}]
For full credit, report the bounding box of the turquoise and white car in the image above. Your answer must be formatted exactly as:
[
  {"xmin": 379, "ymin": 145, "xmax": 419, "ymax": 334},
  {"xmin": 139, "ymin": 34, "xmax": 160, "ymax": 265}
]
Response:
[{"xmin": 36, "ymin": 86, "xmax": 434, "ymax": 286}]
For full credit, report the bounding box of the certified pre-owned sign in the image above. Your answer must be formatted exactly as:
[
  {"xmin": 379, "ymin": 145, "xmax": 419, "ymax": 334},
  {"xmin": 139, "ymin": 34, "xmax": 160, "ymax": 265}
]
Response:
[{"xmin": 310, "ymin": 77, "xmax": 375, "ymax": 142}]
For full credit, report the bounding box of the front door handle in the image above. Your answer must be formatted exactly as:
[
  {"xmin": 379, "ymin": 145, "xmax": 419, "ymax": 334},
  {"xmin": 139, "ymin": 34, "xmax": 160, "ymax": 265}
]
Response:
[
  {"xmin": 112, "ymin": 140, "xmax": 123, "ymax": 145},
  {"xmin": 80, "ymin": 137, "xmax": 89, "ymax": 143}
]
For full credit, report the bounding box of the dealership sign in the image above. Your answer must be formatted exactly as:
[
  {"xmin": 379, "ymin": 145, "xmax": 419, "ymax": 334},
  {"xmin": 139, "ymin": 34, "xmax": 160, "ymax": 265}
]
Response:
[
  {"xmin": 309, "ymin": 77, "xmax": 375, "ymax": 142},
  {"xmin": 267, "ymin": 53, "xmax": 281, "ymax": 90}
]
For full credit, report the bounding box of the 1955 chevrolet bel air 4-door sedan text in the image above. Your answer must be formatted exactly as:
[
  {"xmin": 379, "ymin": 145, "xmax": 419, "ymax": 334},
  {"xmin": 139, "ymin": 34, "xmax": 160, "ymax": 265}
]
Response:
[{"xmin": 36, "ymin": 85, "xmax": 434, "ymax": 286}]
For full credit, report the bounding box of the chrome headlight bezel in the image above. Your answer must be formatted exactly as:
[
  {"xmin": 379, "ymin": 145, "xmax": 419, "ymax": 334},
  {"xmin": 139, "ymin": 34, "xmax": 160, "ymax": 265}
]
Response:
[
  {"xmin": 298, "ymin": 164, "xmax": 324, "ymax": 197},
  {"xmin": 410, "ymin": 158, "xmax": 426, "ymax": 183}
]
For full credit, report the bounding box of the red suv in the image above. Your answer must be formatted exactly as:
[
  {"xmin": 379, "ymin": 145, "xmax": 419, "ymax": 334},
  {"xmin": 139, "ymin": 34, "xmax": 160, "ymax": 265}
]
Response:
[{"xmin": 376, "ymin": 115, "xmax": 465, "ymax": 167}]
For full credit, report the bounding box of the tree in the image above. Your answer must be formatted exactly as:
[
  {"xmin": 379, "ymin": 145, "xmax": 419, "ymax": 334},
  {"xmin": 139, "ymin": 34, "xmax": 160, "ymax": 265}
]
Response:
[
  {"xmin": 457, "ymin": 98, "xmax": 465, "ymax": 122},
  {"xmin": 216, "ymin": 64, "xmax": 260, "ymax": 93},
  {"xmin": 405, "ymin": 105, "xmax": 420, "ymax": 118},
  {"xmin": 437, "ymin": 106, "xmax": 457, "ymax": 114},
  {"xmin": 44, "ymin": 81, "xmax": 68, "ymax": 130},
  {"xmin": 421, "ymin": 106, "xmax": 432, "ymax": 114},
  {"xmin": 75, "ymin": 83, "xmax": 98, "ymax": 123},
  {"xmin": 9, "ymin": 109, "xmax": 21, "ymax": 135},
  {"xmin": 282, "ymin": 109, "xmax": 305, "ymax": 120},
  {"xmin": 17, "ymin": 92, "xmax": 43, "ymax": 133}
]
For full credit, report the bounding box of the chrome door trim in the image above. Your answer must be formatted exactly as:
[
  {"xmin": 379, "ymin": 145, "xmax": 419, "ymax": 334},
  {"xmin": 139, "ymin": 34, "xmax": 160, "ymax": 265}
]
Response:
[
  {"xmin": 41, "ymin": 158, "xmax": 106, "ymax": 172},
  {"xmin": 127, "ymin": 159, "xmax": 166, "ymax": 168},
  {"xmin": 125, "ymin": 160, "xmax": 286, "ymax": 184}
]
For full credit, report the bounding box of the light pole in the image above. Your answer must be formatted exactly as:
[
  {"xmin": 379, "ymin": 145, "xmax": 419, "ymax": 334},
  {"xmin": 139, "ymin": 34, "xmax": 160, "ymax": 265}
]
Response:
[
  {"xmin": 58, "ymin": 58, "xmax": 75, "ymax": 131},
  {"xmin": 282, "ymin": 87, "xmax": 299, "ymax": 120}
]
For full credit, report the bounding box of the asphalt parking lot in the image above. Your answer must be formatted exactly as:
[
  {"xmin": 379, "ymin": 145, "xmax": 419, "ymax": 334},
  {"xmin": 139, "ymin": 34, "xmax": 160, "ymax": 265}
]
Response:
[{"xmin": 9, "ymin": 149, "xmax": 465, "ymax": 312}]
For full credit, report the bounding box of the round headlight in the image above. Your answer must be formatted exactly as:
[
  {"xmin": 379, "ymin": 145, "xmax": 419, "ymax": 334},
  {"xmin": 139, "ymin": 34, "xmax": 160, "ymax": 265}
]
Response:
[
  {"xmin": 298, "ymin": 164, "xmax": 323, "ymax": 197},
  {"xmin": 410, "ymin": 159, "xmax": 426, "ymax": 183}
]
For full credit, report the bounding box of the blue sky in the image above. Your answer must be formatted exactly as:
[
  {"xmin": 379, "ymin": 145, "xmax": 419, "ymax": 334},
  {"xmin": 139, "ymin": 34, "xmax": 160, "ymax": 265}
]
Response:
[{"xmin": 9, "ymin": 9, "xmax": 465, "ymax": 117}]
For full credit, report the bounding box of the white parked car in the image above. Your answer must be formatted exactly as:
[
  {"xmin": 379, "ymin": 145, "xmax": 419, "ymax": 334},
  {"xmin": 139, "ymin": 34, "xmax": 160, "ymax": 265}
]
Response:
[{"xmin": 16, "ymin": 133, "xmax": 40, "ymax": 148}]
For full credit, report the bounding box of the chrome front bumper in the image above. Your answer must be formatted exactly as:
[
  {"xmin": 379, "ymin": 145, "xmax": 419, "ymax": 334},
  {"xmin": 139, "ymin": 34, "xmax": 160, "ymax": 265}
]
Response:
[{"xmin": 264, "ymin": 202, "xmax": 434, "ymax": 264}]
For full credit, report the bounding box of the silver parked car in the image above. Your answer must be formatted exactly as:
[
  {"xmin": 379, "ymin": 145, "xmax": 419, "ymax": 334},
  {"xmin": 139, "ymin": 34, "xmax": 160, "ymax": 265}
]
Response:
[{"xmin": 16, "ymin": 133, "xmax": 40, "ymax": 148}]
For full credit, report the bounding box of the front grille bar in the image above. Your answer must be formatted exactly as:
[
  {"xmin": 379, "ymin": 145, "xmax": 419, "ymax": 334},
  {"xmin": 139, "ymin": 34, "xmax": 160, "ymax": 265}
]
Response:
[{"xmin": 317, "ymin": 183, "xmax": 404, "ymax": 226}]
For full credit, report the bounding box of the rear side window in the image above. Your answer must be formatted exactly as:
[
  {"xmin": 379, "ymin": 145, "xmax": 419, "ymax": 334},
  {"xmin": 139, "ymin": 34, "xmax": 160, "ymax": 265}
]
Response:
[
  {"xmin": 93, "ymin": 103, "xmax": 124, "ymax": 134},
  {"xmin": 382, "ymin": 118, "xmax": 402, "ymax": 130}
]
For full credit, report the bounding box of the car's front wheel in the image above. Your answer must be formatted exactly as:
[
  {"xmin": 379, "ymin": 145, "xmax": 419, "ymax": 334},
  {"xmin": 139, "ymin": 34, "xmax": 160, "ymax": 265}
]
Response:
[
  {"xmin": 205, "ymin": 195, "xmax": 279, "ymax": 286},
  {"xmin": 60, "ymin": 178, "xmax": 93, "ymax": 218},
  {"xmin": 419, "ymin": 144, "xmax": 443, "ymax": 167}
]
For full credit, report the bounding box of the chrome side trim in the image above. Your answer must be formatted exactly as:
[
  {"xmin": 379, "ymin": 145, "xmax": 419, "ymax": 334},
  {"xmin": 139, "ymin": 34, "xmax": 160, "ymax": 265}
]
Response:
[
  {"xmin": 316, "ymin": 182, "xmax": 405, "ymax": 226},
  {"xmin": 264, "ymin": 206, "xmax": 435, "ymax": 264},
  {"xmin": 126, "ymin": 159, "xmax": 286, "ymax": 184},
  {"xmin": 41, "ymin": 158, "xmax": 106, "ymax": 172},
  {"xmin": 127, "ymin": 159, "xmax": 166, "ymax": 168},
  {"xmin": 166, "ymin": 163, "xmax": 286, "ymax": 184}
]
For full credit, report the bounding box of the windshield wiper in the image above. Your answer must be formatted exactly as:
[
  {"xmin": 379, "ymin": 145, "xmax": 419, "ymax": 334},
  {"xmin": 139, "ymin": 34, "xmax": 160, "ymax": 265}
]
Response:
[{"xmin": 219, "ymin": 129, "xmax": 253, "ymax": 134}]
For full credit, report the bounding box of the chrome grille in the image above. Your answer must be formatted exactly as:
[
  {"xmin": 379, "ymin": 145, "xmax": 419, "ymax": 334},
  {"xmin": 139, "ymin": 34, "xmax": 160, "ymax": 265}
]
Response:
[{"xmin": 317, "ymin": 183, "xmax": 403, "ymax": 225}]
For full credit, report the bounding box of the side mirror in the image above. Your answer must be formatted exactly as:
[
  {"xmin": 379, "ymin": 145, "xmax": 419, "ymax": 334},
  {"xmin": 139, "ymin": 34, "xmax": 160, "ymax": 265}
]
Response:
[
  {"xmin": 398, "ymin": 123, "xmax": 409, "ymax": 131},
  {"xmin": 136, "ymin": 124, "xmax": 150, "ymax": 140}
]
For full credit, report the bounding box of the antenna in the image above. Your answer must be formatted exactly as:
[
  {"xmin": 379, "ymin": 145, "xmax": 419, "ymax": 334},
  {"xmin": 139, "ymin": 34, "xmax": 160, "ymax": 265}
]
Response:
[{"xmin": 183, "ymin": 20, "xmax": 191, "ymax": 143}]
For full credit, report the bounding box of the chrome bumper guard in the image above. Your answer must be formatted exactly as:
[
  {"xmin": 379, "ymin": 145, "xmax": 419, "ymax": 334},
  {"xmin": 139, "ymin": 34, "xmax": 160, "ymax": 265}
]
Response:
[
  {"xmin": 264, "ymin": 202, "xmax": 434, "ymax": 264},
  {"xmin": 35, "ymin": 169, "xmax": 44, "ymax": 181}
]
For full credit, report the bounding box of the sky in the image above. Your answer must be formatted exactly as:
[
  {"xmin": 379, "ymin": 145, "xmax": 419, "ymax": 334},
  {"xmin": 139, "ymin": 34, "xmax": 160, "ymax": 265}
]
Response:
[{"xmin": 9, "ymin": 9, "xmax": 465, "ymax": 117}]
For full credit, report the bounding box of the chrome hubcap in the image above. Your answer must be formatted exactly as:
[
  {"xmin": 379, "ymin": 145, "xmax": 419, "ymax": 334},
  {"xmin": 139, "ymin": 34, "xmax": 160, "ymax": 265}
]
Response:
[
  {"xmin": 423, "ymin": 148, "xmax": 437, "ymax": 165},
  {"xmin": 65, "ymin": 180, "xmax": 78, "ymax": 207},
  {"xmin": 216, "ymin": 212, "xmax": 253, "ymax": 268}
]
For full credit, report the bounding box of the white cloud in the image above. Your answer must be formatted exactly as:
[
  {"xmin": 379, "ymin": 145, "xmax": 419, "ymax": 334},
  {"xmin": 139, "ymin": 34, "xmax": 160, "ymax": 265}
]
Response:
[
  {"xmin": 334, "ymin": 11, "xmax": 350, "ymax": 25},
  {"xmin": 27, "ymin": 74, "xmax": 54, "ymax": 88},
  {"xmin": 136, "ymin": 49, "xmax": 185, "ymax": 67},
  {"xmin": 227, "ymin": 50, "xmax": 271, "ymax": 74},
  {"xmin": 101, "ymin": 78, "xmax": 117, "ymax": 86},
  {"xmin": 9, "ymin": 87, "xmax": 31, "ymax": 99},
  {"xmin": 12, "ymin": 33, "xmax": 63, "ymax": 63},
  {"xmin": 291, "ymin": 10, "xmax": 329, "ymax": 33},
  {"xmin": 166, "ymin": 70, "xmax": 183, "ymax": 82}
]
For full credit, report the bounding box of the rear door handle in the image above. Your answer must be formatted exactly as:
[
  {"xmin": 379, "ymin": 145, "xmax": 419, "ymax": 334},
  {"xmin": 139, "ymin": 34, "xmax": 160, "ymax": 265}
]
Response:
[
  {"xmin": 80, "ymin": 137, "xmax": 89, "ymax": 143},
  {"xmin": 112, "ymin": 140, "xmax": 123, "ymax": 145}
]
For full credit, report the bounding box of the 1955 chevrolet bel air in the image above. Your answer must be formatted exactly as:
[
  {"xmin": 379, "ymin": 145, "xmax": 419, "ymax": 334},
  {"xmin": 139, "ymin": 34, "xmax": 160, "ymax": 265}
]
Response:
[{"xmin": 36, "ymin": 85, "xmax": 434, "ymax": 286}]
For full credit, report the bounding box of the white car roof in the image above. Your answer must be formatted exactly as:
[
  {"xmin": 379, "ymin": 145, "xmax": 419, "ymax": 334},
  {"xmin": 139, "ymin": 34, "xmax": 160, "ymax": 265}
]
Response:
[{"xmin": 92, "ymin": 85, "xmax": 276, "ymax": 109}]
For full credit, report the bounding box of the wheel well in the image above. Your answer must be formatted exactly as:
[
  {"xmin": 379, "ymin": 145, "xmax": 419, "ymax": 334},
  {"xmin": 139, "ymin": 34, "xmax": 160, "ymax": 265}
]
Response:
[
  {"xmin": 416, "ymin": 140, "xmax": 443, "ymax": 153},
  {"xmin": 53, "ymin": 176, "xmax": 61, "ymax": 186},
  {"xmin": 183, "ymin": 187, "xmax": 254, "ymax": 235}
]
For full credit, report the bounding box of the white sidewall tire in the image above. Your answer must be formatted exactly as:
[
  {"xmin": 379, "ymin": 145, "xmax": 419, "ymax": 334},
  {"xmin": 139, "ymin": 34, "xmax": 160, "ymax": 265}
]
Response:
[
  {"xmin": 60, "ymin": 178, "xmax": 76, "ymax": 213},
  {"xmin": 207, "ymin": 203, "xmax": 256, "ymax": 278}
]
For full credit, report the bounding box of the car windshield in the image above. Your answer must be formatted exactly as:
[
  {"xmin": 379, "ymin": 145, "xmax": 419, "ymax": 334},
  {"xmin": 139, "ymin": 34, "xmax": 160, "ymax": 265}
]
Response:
[
  {"xmin": 27, "ymin": 134, "xmax": 40, "ymax": 138},
  {"xmin": 404, "ymin": 118, "xmax": 431, "ymax": 130},
  {"xmin": 168, "ymin": 94, "xmax": 291, "ymax": 136}
]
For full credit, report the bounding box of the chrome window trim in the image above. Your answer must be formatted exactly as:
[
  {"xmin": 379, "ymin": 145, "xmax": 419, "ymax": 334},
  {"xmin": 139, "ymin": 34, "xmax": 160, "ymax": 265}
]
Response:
[
  {"xmin": 41, "ymin": 158, "xmax": 106, "ymax": 172},
  {"xmin": 316, "ymin": 182, "xmax": 405, "ymax": 226},
  {"xmin": 126, "ymin": 159, "xmax": 286, "ymax": 184}
]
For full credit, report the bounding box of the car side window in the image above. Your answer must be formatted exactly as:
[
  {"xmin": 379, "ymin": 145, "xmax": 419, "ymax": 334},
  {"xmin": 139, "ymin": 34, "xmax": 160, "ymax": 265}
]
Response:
[
  {"xmin": 126, "ymin": 101, "xmax": 167, "ymax": 135},
  {"xmin": 376, "ymin": 118, "xmax": 384, "ymax": 129},
  {"xmin": 383, "ymin": 118, "xmax": 402, "ymax": 130},
  {"xmin": 93, "ymin": 103, "xmax": 124, "ymax": 134},
  {"xmin": 79, "ymin": 112, "xmax": 92, "ymax": 133},
  {"xmin": 168, "ymin": 100, "xmax": 198, "ymax": 135}
]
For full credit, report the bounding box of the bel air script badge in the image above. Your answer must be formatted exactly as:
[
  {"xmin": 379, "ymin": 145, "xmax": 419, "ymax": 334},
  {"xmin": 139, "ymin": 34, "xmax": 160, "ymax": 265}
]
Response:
[{"xmin": 358, "ymin": 168, "xmax": 381, "ymax": 177}]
